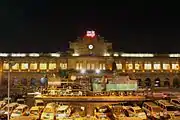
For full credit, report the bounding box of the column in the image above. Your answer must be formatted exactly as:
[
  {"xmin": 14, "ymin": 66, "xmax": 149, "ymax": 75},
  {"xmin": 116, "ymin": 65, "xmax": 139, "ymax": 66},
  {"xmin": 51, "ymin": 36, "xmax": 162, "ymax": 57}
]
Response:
[{"xmin": 0, "ymin": 61, "xmax": 3, "ymax": 86}]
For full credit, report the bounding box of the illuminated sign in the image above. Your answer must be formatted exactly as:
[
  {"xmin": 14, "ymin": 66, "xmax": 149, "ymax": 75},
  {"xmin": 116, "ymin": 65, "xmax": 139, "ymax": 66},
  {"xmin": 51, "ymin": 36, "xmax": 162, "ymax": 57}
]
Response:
[{"xmin": 86, "ymin": 30, "xmax": 95, "ymax": 37}]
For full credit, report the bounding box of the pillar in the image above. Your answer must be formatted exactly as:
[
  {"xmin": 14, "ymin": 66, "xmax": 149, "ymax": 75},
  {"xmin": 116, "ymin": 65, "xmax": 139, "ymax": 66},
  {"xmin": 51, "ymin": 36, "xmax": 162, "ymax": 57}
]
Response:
[{"xmin": 0, "ymin": 61, "xmax": 2, "ymax": 86}]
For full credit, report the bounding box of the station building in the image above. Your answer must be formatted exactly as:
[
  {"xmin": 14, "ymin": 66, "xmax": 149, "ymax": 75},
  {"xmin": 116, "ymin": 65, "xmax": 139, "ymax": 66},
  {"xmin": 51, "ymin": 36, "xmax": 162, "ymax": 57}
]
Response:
[{"xmin": 0, "ymin": 31, "xmax": 180, "ymax": 87}]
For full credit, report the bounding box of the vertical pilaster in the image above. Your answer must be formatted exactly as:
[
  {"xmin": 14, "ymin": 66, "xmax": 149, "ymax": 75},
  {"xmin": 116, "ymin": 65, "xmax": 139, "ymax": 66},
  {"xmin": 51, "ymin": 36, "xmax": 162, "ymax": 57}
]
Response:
[{"xmin": 0, "ymin": 61, "xmax": 3, "ymax": 86}]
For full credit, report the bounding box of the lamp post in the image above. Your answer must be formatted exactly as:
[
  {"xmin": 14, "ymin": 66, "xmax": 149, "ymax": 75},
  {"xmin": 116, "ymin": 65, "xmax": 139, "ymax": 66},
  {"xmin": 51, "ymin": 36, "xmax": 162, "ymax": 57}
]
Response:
[{"xmin": 7, "ymin": 61, "xmax": 15, "ymax": 120}]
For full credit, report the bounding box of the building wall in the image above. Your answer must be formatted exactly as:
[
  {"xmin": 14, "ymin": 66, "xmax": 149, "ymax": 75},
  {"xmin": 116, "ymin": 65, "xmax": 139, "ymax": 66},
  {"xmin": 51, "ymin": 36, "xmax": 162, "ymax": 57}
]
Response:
[{"xmin": 0, "ymin": 56, "xmax": 180, "ymax": 86}]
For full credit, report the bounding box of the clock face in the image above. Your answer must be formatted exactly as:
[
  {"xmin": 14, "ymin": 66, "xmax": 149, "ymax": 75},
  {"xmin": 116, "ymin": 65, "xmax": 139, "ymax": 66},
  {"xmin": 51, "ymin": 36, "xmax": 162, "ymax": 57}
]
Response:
[{"xmin": 88, "ymin": 44, "xmax": 94, "ymax": 49}]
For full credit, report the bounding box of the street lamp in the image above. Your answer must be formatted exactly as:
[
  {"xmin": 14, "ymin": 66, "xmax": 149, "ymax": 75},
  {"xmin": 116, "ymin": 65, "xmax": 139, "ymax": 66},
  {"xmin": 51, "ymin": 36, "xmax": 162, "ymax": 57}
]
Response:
[
  {"xmin": 7, "ymin": 61, "xmax": 15, "ymax": 120},
  {"xmin": 95, "ymin": 69, "xmax": 100, "ymax": 74}
]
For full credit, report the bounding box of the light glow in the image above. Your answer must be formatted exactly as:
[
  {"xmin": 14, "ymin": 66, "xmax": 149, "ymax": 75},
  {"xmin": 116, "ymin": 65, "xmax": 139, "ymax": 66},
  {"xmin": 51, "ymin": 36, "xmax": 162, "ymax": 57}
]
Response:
[
  {"xmin": 72, "ymin": 53, "xmax": 79, "ymax": 56},
  {"xmin": 121, "ymin": 53, "xmax": 154, "ymax": 57},
  {"xmin": 80, "ymin": 69, "xmax": 86, "ymax": 74},
  {"xmin": 113, "ymin": 53, "xmax": 119, "ymax": 57},
  {"xmin": 86, "ymin": 31, "xmax": 95, "ymax": 37},
  {"xmin": 11, "ymin": 53, "xmax": 26, "ymax": 57},
  {"xmin": 0, "ymin": 53, "xmax": 9, "ymax": 57},
  {"xmin": 88, "ymin": 45, "xmax": 94, "ymax": 49},
  {"xmin": 50, "ymin": 53, "xmax": 60, "ymax": 57},
  {"xmin": 95, "ymin": 69, "xmax": 100, "ymax": 74},
  {"xmin": 104, "ymin": 53, "xmax": 110, "ymax": 56},
  {"xmin": 169, "ymin": 54, "xmax": 180, "ymax": 57},
  {"xmin": 29, "ymin": 53, "xmax": 40, "ymax": 57}
]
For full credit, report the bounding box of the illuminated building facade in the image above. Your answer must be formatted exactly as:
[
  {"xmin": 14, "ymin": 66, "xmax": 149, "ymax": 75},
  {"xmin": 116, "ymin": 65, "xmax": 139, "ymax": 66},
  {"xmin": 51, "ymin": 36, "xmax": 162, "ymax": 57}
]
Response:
[{"xmin": 0, "ymin": 31, "xmax": 180, "ymax": 87}]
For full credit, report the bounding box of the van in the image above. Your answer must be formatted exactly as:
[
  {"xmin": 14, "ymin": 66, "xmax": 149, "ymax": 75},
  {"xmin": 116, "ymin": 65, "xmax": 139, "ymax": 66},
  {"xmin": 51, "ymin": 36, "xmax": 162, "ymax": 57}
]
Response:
[{"xmin": 142, "ymin": 102, "xmax": 162, "ymax": 119}]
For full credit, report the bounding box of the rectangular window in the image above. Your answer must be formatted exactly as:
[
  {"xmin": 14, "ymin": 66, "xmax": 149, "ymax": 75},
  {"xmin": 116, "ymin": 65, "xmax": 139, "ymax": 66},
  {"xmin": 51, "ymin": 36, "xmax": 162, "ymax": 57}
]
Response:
[
  {"xmin": 163, "ymin": 64, "xmax": 170, "ymax": 70},
  {"xmin": 99, "ymin": 63, "xmax": 105, "ymax": 70},
  {"xmin": 60, "ymin": 63, "xmax": 67, "ymax": 69},
  {"xmin": 40, "ymin": 63, "xmax": 47, "ymax": 70},
  {"xmin": 154, "ymin": 64, "xmax": 161, "ymax": 70},
  {"xmin": 76, "ymin": 63, "xmax": 80, "ymax": 70},
  {"xmin": 12, "ymin": 63, "xmax": 19, "ymax": 70},
  {"xmin": 30, "ymin": 63, "xmax": 37, "ymax": 70},
  {"xmin": 3, "ymin": 63, "xmax": 9, "ymax": 70},
  {"xmin": 49, "ymin": 63, "xmax": 56, "ymax": 70},
  {"xmin": 87, "ymin": 63, "xmax": 90, "ymax": 70},
  {"xmin": 91, "ymin": 64, "xmax": 95, "ymax": 70},
  {"xmin": 116, "ymin": 63, "xmax": 122, "ymax": 70},
  {"xmin": 144, "ymin": 63, "xmax": 151, "ymax": 70},
  {"xmin": 126, "ymin": 64, "xmax": 133, "ymax": 70},
  {"xmin": 135, "ymin": 64, "xmax": 140, "ymax": 70},
  {"xmin": 21, "ymin": 63, "xmax": 28, "ymax": 70},
  {"xmin": 172, "ymin": 63, "xmax": 179, "ymax": 70}
]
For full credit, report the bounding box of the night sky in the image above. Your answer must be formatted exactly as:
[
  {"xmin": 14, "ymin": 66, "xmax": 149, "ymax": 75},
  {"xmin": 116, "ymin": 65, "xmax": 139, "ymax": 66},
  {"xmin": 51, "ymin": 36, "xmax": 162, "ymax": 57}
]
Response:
[{"xmin": 1, "ymin": 1, "xmax": 180, "ymax": 53}]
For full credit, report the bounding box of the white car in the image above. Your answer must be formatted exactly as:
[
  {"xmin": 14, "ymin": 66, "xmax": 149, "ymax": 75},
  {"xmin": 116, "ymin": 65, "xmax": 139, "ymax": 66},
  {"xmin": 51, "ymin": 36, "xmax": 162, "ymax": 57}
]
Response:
[{"xmin": 124, "ymin": 106, "xmax": 147, "ymax": 120}]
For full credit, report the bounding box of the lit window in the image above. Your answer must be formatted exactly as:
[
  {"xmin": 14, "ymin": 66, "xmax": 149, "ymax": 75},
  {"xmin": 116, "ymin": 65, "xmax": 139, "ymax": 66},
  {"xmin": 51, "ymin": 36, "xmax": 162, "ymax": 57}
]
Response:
[
  {"xmin": 79, "ymin": 63, "xmax": 82, "ymax": 70},
  {"xmin": 99, "ymin": 63, "xmax": 105, "ymax": 70},
  {"xmin": 40, "ymin": 63, "xmax": 47, "ymax": 70},
  {"xmin": 126, "ymin": 64, "xmax": 133, "ymax": 70},
  {"xmin": 163, "ymin": 64, "xmax": 170, "ymax": 70},
  {"xmin": 49, "ymin": 63, "xmax": 56, "ymax": 70},
  {"xmin": 76, "ymin": 63, "xmax": 80, "ymax": 70},
  {"xmin": 144, "ymin": 63, "xmax": 152, "ymax": 70},
  {"xmin": 12, "ymin": 63, "xmax": 19, "ymax": 70},
  {"xmin": 154, "ymin": 64, "xmax": 161, "ymax": 70},
  {"xmin": 3, "ymin": 63, "xmax": 9, "ymax": 70},
  {"xmin": 75, "ymin": 63, "xmax": 82, "ymax": 70},
  {"xmin": 91, "ymin": 64, "xmax": 95, "ymax": 70},
  {"xmin": 60, "ymin": 63, "xmax": 67, "ymax": 69},
  {"xmin": 21, "ymin": 63, "xmax": 28, "ymax": 70},
  {"xmin": 87, "ymin": 63, "xmax": 90, "ymax": 70},
  {"xmin": 172, "ymin": 63, "xmax": 179, "ymax": 70},
  {"xmin": 135, "ymin": 64, "xmax": 140, "ymax": 70},
  {"xmin": 30, "ymin": 63, "xmax": 37, "ymax": 70},
  {"xmin": 116, "ymin": 63, "xmax": 122, "ymax": 70}
]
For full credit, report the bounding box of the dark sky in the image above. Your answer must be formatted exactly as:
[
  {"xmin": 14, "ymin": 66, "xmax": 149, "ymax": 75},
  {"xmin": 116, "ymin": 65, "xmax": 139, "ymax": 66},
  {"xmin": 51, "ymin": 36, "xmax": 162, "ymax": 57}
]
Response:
[{"xmin": 1, "ymin": 1, "xmax": 180, "ymax": 53}]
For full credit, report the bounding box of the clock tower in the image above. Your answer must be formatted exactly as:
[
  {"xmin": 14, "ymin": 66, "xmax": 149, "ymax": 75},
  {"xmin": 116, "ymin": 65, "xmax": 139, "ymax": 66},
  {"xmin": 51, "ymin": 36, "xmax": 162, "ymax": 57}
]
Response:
[{"xmin": 69, "ymin": 30, "xmax": 112, "ymax": 56}]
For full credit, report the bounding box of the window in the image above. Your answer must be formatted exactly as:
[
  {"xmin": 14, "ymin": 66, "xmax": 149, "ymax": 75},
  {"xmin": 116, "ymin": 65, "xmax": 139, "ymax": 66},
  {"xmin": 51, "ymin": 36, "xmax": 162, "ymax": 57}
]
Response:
[
  {"xmin": 144, "ymin": 63, "xmax": 152, "ymax": 70},
  {"xmin": 135, "ymin": 64, "xmax": 140, "ymax": 70},
  {"xmin": 60, "ymin": 63, "xmax": 67, "ymax": 69},
  {"xmin": 116, "ymin": 63, "xmax": 122, "ymax": 70},
  {"xmin": 172, "ymin": 100, "xmax": 180, "ymax": 104},
  {"xmin": 129, "ymin": 108, "xmax": 134, "ymax": 112},
  {"xmin": 39, "ymin": 63, "xmax": 47, "ymax": 70},
  {"xmin": 12, "ymin": 63, "xmax": 19, "ymax": 70},
  {"xmin": 126, "ymin": 64, "xmax": 133, "ymax": 70},
  {"xmin": 154, "ymin": 64, "xmax": 161, "ymax": 70},
  {"xmin": 21, "ymin": 63, "xmax": 28, "ymax": 70},
  {"xmin": 172, "ymin": 63, "xmax": 179, "ymax": 70},
  {"xmin": 99, "ymin": 63, "xmax": 105, "ymax": 70},
  {"xmin": 163, "ymin": 64, "xmax": 170, "ymax": 70},
  {"xmin": 76, "ymin": 62, "xmax": 82, "ymax": 70},
  {"xmin": 30, "ymin": 63, "xmax": 37, "ymax": 70},
  {"xmin": 49, "ymin": 63, "xmax": 56, "ymax": 70},
  {"xmin": 3, "ymin": 63, "xmax": 9, "ymax": 70},
  {"xmin": 86, "ymin": 63, "xmax": 90, "ymax": 70},
  {"xmin": 91, "ymin": 64, "xmax": 95, "ymax": 70}
]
